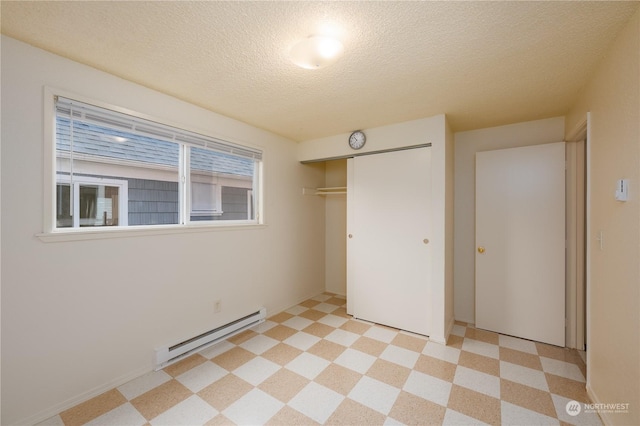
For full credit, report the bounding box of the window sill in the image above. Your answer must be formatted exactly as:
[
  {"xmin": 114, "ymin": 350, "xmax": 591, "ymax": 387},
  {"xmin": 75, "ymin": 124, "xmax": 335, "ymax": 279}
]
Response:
[{"xmin": 36, "ymin": 223, "xmax": 267, "ymax": 243}]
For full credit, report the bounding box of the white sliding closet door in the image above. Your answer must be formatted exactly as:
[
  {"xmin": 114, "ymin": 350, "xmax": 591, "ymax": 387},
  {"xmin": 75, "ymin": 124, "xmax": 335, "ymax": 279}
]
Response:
[{"xmin": 347, "ymin": 147, "xmax": 431, "ymax": 336}]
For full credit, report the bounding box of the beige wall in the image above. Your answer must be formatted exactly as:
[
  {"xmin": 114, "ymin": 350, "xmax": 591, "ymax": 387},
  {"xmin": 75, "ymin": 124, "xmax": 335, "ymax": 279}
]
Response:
[
  {"xmin": 453, "ymin": 117, "xmax": 565, "ymax": 323},
  {"xmin": 324, "ymin": 160, "xmax": 347, "ymax": 295},
  {"xmin": 566, "ymin": 9, "xmax": 639, "ymax": 425},
  {"xmin": 1, "ymin": 36, "xmax": 326, "ymax": 425},
  {"xmin": 429, "ymin": 115, "xmax": 455, "ymax": 342}
]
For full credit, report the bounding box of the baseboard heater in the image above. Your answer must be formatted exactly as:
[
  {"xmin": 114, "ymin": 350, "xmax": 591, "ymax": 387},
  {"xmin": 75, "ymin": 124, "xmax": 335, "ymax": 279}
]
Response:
[{"xmin": 154, "ymin": 307, "xmax": 266, "ymax": 370}]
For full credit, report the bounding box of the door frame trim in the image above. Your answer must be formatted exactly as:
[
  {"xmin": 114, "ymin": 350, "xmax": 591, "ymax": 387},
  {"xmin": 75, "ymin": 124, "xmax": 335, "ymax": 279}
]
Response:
[{"xmin": 565, "ymin": 116, "xmax": 588, "ymax": 351}]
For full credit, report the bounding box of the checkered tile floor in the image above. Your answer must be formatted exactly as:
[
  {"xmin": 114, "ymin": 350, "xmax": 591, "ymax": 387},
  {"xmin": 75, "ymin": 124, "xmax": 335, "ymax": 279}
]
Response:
[{"xmin": 40, "ymin": 293, "xmax": 600, "ymax": 426}]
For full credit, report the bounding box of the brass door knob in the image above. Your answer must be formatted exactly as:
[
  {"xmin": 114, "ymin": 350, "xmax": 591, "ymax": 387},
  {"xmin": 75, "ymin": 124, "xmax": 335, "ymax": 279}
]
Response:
[{"xmin": 477, "ymin": 246, "xmax": 486, "ymax": 254}]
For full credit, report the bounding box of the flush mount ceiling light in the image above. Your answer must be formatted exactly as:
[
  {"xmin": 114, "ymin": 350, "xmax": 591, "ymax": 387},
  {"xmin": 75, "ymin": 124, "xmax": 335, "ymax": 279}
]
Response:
[{"xmin": 290, "ymin": 35, "xmax": 344, "ymax": 69}]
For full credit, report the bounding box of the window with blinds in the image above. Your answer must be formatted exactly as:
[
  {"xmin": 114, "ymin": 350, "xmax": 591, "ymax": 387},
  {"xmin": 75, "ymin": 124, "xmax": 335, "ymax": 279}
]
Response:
[{"xmin": 53, "ymin": 96, "xmax": 262, "ymax": 230}]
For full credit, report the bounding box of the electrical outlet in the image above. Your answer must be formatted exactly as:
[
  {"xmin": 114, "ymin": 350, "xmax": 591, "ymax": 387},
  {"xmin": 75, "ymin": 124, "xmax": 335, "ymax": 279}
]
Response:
[{"xmin": 214, "ymin": 299, "xmax": 222, "ymax": 313}]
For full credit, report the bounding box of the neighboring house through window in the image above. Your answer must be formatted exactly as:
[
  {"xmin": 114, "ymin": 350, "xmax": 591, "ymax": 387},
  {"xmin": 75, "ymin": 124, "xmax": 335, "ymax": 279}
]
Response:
[
  {"xmin": 51, "ymin": 94, "xmax": 262, "ymax": 232},
  {"xmin": 190, "ymin": 181, "xmax": 221, "ymax": 218},
  {"xmin": 56, "ymin": 175, "xmax": 128, "ymax": 227}
]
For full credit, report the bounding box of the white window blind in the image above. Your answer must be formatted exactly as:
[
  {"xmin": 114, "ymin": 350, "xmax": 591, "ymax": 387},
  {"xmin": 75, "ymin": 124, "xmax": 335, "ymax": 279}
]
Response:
[{"xmin": 55, "ymin": 96, "xmax": 263, "ymax": 161}]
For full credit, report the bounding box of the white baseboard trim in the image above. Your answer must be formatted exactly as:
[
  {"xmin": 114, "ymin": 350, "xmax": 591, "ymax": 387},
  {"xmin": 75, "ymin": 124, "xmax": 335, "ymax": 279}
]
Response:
[
  {"xmin": 430, "ymin": 316, "xmax": 456, "ymax": 345},
  {"xmin": 20, "ymin": 365, "xmax": 150, "ymax": 426}
]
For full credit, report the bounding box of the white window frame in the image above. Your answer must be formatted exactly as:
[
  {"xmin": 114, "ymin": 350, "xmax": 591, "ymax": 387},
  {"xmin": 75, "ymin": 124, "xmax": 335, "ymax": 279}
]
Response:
[
  {"xmin": 40, "ymin": 88, "xmax": 265, "ymax": 242},
  {"xmin": 247, "ymin": 190, "xmax": 254, "ymax": 220},
  {"xmin": 57, "ymin": 175, "xmax": 129, "ymax": 228},
  {"xmin": 190, "ymin": 181, "xmax": 223, "ymax": 217}
]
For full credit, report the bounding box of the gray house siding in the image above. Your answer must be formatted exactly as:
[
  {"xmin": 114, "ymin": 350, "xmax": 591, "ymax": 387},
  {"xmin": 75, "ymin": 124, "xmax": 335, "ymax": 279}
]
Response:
[
  {"xmin": 221, "ymin": 186, "xmax": 251, "ymax": 220},
  {"xmin": 56, "ymin": 117, "xmax": 254, "ymax": 176},
  {"xmin": 128, "ymin": 178, "xmax": 179, "ymax": 225},
  {"xmin": 191, "ymin": 186, "xmax": 251, "ymax": 222},
  {"xmin": 121, "ymin": 178, "xmax": 251, "ymax": 224},
  {"xmin": 59, "ymin": 174, "xmax": 249, "ymax": 225}
]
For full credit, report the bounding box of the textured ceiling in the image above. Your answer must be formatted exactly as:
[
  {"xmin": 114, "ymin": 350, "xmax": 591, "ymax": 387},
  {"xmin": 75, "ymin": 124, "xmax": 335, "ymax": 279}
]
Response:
[{"xmin": 1, "ymin": 1, "xmax": 638, "ymax": 142}]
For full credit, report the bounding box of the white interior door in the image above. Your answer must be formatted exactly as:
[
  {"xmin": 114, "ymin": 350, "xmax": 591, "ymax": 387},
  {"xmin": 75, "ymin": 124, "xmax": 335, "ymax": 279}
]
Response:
[
  {"xmin": 347, "ymin": 147, "xmax": 431, "ymax": 336},
  {"xmin": 476, "ymin": 142, "xmax": 565, "ymax": 347}
]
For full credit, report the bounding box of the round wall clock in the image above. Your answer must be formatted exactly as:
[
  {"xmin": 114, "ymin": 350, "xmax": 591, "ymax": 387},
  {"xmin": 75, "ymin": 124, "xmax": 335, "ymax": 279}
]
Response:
[{"xmin": 348, "ymin": 130, "xmax": 366, "ymax": 150}]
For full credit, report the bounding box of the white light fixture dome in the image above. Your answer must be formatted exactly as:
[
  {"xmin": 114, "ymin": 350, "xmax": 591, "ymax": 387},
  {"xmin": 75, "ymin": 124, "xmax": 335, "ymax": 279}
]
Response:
[{"xmin": 290, "ymin": 35, "xmax": 344, "ymax": 69}]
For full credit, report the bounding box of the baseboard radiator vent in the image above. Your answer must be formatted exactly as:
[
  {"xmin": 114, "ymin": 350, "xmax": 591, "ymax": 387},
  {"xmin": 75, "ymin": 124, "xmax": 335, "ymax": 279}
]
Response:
[{"xmin": 154, "ymin": 307, "xmax": 266, "ymax": 370}]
